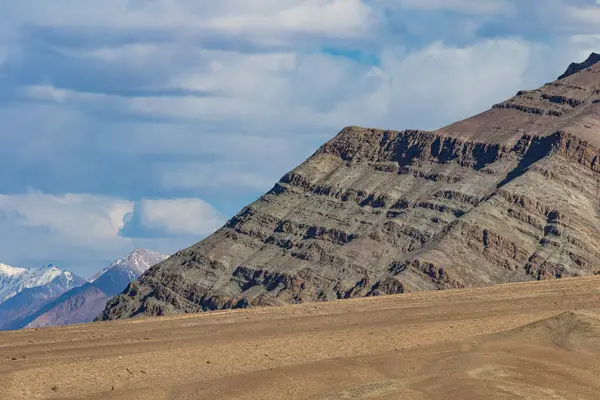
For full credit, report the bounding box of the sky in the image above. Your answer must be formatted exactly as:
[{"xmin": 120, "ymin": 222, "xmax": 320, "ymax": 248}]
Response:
[{"xmin": 1, "ymin": 0, "xmax": 600, "ymax": 278}]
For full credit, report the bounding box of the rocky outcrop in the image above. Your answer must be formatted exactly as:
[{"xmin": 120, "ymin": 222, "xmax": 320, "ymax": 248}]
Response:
[
  {"xmin": 99, "ymin": 53, "xmax": 600, "ymax": 321},
  {"xmin": 558, "ymin": 52, "xmax": 600, "ymax": 80}
]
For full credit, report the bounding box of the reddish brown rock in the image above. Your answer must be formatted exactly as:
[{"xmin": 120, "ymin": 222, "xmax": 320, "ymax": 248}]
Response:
[{"xmin": 99, "ymin": 54, "xmax": 600, "ymax": 321}]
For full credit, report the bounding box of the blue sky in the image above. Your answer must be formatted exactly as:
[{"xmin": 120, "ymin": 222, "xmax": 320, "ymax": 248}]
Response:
[{"xmin": 1, "ymin": 0, "xmax": 600, "ymax": 278}]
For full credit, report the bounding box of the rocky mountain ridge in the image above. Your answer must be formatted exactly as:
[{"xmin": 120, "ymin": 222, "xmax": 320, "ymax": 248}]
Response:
[
  {"xmin": 99, "ymin": 53, "xmax": 600, "ymax": 320},
  {"xmin": 0, "ymin": 264, "xmax": 81, "ymax": 305},
  {"xmin": 558, "ymin": 52, "xmax": 600, "ymax": 80}
]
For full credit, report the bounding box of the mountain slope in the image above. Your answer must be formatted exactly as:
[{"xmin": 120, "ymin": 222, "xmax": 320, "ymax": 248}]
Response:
[
  {"xmin": 99, "ymin": 54, "xmax": 600, "ymax": 321},
  {"xmin": 90, "ymin": 249, "xmax": 169, "ymax": 294},
  {"xmin": 21, "ymin": 249, "xmax": 168, "ymax": 329},
  {"xmin": 0, "ymin": 270, "xmax": 86, "ymax": 330},
  {"xmin": 14, "ymin": 283, "xmax": 109, "ymax": 329}
]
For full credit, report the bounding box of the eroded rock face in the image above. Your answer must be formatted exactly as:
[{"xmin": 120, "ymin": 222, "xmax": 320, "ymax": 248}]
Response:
[{"xmin": 99, "ymin": 54, "xmax": 600, "ymax": 321}]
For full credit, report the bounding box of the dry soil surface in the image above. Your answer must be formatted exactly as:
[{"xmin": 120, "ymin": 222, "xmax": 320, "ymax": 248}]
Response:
[{"xmin": 3, "ymin": 277, "xmax": 600, "ymax": 399}]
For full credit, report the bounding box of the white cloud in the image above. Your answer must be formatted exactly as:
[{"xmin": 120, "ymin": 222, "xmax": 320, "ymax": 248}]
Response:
[
  {"xmin": 160, "ymin": 164, "xmax": 276, "ymax": 192},
  {"xmin": 3, "ymin": 0, "xmax": 377, "ymax": 44},
  {"xmin": 0, "ymin": 191, "xmax": 222, "ymax": 275},
  {"xmin": 15, "ymin": 37, "xmax": 594, "ymax": 209},
  {"xmin": 378, "ymin": 0, "xmax": 512, "ymax": 14},
  {"xmin": 2, "ymin": 0, "xmax": 600, "ymax": 48},
  {"xmin": 564, "ymin": 4, "xmax": 600, "ymax": 28},
  {"xmin": 0, "ymin": 191, "xmax": 133, "ymax": 242},
  {"xmin": 0, "ymin": 191, "xmax": 223, "ymax": 240},
  {"xmin": 85, "ymin": 44, "xmax": 166, "ymax": 64},
  {"xmin": 19, "ymin": 39, "xmax": 549, "ymax": 131},
  {"xmin": 204, "ymin": 0, "xmax": 377, "ymax": 40},
  {"xmin": 566, "ymin": 34, "xmax": 600, "ymax": 62},
  {"xmin": 22, "ymin": 85, "xmax": 115, "ymax": 106},
  {"xmin": 23, "ymin": 85, "xmax": 70, "ymax": 103},
  {"xmin": 0, "ymin": 191, "xmax": 135, "ymax": 275},
  {"xmin": 369, "ymin": 39, "xmax": 535, "ymax": 126},
  {"xmin": 168, "ymin": 51, "xmax": 298, "ymax": 95},
  {"xmin": 134, "ymin": 198, "xmax": 224, "ymax": 236}
]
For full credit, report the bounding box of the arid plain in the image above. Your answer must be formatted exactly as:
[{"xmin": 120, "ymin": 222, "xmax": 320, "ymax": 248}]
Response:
[{"xmin": 2, "ymin": 276, "xmax": 600, "ymax": 399}]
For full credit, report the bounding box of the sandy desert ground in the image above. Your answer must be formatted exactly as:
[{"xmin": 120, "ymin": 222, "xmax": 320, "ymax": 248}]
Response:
[{"xmin": 2, "ymin": 277, "xmax": 600, "ymax": 399}]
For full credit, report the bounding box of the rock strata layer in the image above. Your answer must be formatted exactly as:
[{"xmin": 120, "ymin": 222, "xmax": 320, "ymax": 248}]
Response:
[{"xmin": 99, "ymin": 54, "xmax": 600, "ymax": 320}]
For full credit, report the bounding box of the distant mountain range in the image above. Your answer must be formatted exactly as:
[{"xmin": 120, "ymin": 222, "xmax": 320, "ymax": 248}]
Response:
[
  {"xmin": 0, "ymin": 264, "xmax": 81, "ymax": 304},
  {"xmin": 0, "ymin": 249, "xmax": 169, "ymax": 330}
]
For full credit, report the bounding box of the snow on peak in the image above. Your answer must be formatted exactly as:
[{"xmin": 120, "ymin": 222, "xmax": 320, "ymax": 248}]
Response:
[
  {"xmin": 0, "ymin": 264, "xmax": 80, "ymax": 304},
  {"xmin": 0, "ymin": 263, "xmax": 28, "ymax": 278},
  {"xmin": 89, "ymin": 249, "xmax": 169, "ymax": 282}
]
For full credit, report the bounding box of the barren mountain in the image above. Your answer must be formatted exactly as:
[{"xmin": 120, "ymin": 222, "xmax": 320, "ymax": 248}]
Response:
[
  {"xmin": 100, "ymin": 53, "xmax": 600, "ymax": 321},
  {"xmin": 20, "ymin": 284, "xmax": 110, "ymax": 329}
]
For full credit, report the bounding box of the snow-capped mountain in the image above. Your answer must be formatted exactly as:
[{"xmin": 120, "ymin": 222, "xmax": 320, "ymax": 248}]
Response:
[
  {"xmin": 14, "ymin": 249, "xmax": 169, "ymax": 330},
  {"xmin": 0, "ymin": 266, "xmax": 86, "ymax": 330},
  {"xmin": 89, "ymin": 249, "xmax": 169, "ymax": 296},
  {"xmin": 0, "ymin": 264, "xmax": 80, "ymax": 304},
  {"xmin": 90, "ymin": 248, "xmax": 168, "ymax": 283}
]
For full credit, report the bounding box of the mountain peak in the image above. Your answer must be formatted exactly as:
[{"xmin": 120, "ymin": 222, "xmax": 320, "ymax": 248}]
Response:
[
  {"xmin": 1, "ymin": 250, "xmax": 168, "ymax": 330},
  {"xmin": 0, "ymin": 264, "xmax": 83, "ymax": 304},
  {"xmin": 129, "ymin": 248, "xmax": 161, "ymax": 257},
  {"xmin": 89, "ymin": 249, "xmax": 169, "ymax": 282},
  {"xmin": 558, "ymin": 52, "xmax": 600, "ymax": 80},
  {"xmin": 39, "ymin": 264, "xmax": 60, "ymax": 272},
  {"xmin": 123, "ymin": 248, "xmax": 169, "ymax": 264},
  {"xmin": 0, "ymin": 263, "xmax": 27, "ymax": 277}
]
